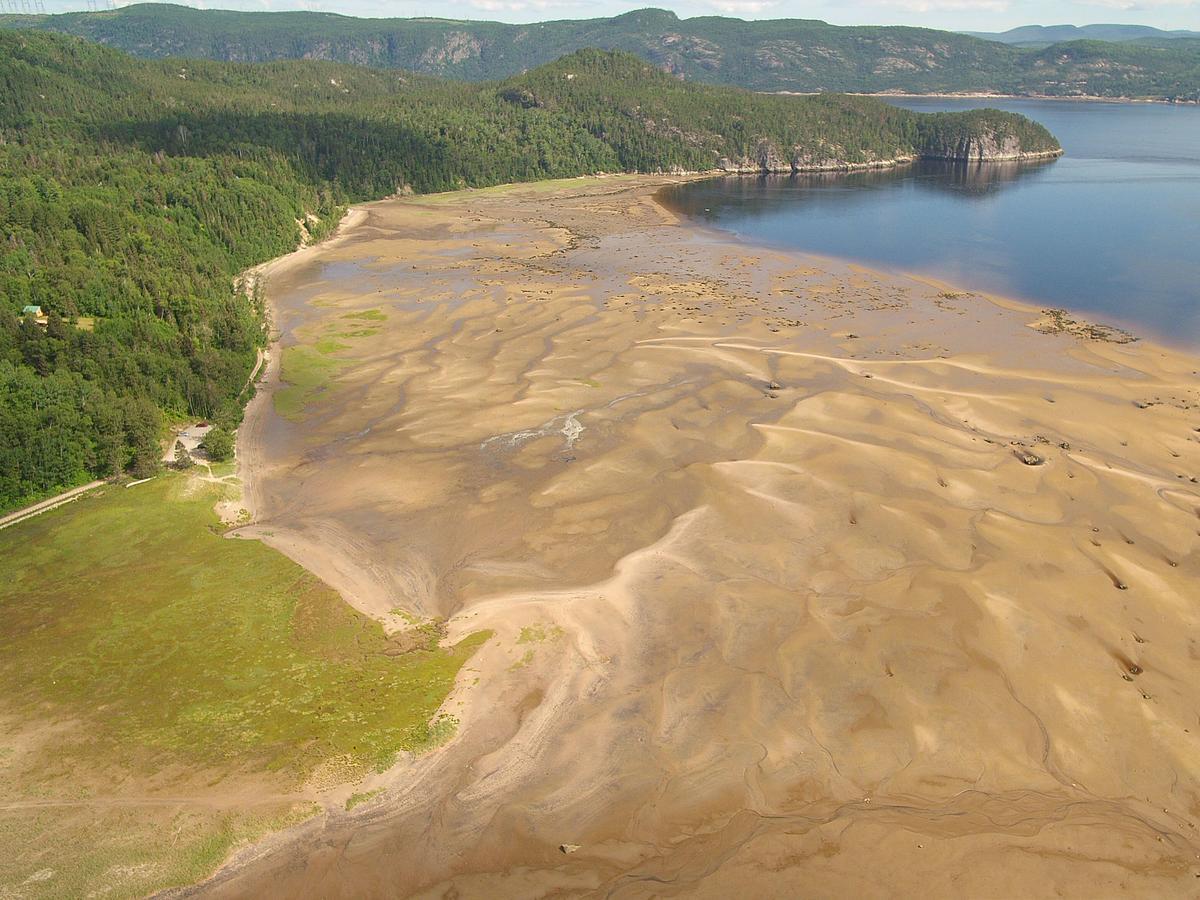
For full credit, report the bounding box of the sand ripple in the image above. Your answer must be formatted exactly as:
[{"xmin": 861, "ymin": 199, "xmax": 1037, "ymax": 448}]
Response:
[{"xmin": 210, "ymin": 176, "xmax": 1200, "ymax": 898}]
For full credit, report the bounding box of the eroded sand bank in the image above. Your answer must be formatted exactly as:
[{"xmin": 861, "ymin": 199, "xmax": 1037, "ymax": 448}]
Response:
[{"xmin": 214, "ymin": 176, "xmax": 1200, "ymax": 897}]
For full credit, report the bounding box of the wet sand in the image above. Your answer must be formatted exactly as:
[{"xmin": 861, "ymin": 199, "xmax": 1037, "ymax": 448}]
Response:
[{"xmin": 213, "ymin": 175, "xmax": 1200, "ymax": 897}]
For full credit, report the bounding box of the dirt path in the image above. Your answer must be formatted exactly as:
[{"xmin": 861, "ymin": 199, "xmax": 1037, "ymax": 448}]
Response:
[
  {"xmin": 239, "ymin": 347, "xmax": 267, "ymax": 401},
  {"xmin": 0, "ymin": 480, "xmax": 106, "ymax": 532}
]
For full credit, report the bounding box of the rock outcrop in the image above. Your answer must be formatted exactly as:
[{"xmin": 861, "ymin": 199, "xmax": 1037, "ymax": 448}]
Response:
[
  {"xmin": 921, "ymin": 127, "xmax": 1064, "ymax": 162},
  {"xmin": 717, "ymin": 141, "xmax": 916, "ymax": 175},
  {"xmin": 715, "ymin": 117, "xmax": 1061, "ymax": 175},
  {"xmin": 716, "ymin": 139, "xmax": 792, "ymax": 174}
]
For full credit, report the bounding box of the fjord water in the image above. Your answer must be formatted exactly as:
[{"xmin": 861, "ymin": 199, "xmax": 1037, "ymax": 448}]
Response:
[{"xmin": 661, "ymin": 99, "xmax": 1200, "ymax": 344}]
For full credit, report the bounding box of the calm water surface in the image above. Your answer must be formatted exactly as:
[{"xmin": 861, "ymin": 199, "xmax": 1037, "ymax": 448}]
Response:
[{"xmin": 661, "ymin": 99, "xmax": 1200, "ymax": 345}]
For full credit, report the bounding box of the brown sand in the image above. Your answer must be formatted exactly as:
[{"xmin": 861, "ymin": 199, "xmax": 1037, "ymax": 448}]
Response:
[{"xmin": 210, "ymin": 175, "xmax": 1200, "ymax": 897}]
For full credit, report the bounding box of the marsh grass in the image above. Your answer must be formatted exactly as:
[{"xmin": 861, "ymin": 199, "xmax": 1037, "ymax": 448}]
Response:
[
  {"xmin": 0, "ymin": 802, "xmax": 319, "ymax": 900},
  {"xmin": 0, "ymin": 476, "xmax": 488, "ymax": 897}
]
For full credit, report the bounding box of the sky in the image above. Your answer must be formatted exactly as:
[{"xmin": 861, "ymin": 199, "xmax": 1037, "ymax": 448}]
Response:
[{"xmin": 28, "ymin": 0, "xmax": 1200, "ymax": 33}]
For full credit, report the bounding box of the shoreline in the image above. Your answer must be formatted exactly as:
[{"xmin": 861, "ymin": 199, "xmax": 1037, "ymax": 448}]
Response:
[
  {"xmin": 235, "ymin": 204, "xmax": 370, "ymax": 526},
  {"xmin": 712, "ymin": 146, "xmax": 1063, "ymax": 177},
  {"xmin": 774, "ymin": 90, "xmax": 1200, "ymax": 105},
  {"xmin": 650, "ymin": 177, "xmax": 1183, "ymax": 352},
  {"xmin": 202, "ymin": 173, "xmax": 1200, "ymax": 897}
]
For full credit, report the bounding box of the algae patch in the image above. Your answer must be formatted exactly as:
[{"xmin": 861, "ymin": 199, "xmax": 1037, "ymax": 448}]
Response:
[{"xmin": 273, "ymin": 345, "xmax": 347, "ymax": 421}]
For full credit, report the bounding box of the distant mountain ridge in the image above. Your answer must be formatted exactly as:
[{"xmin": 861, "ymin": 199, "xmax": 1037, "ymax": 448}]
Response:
[
  {"xmin": 967, "ymin": 24, "xmax": 1200, "ymax": 46},
  {"xmin": 1, "ymin": 4, "xmax": 1198, "ymax": 100}
]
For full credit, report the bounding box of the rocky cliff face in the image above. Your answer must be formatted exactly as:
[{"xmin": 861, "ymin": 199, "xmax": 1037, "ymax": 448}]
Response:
[
  {"xmin": 715, "ymin": 125, "xmax": 1060, "ymax": 175},
  {"xmin": 716, "ymin": 151, "xmax": 916, "ymax": 174},
  {"xmin": 920, "ymin": 127, "xmax": 1063, "ymax": 162},
  {"xmin": 716, "ymin": 139, "xmax": 792, "ymax": 174},
  {"xmin": 716, "ymin": 138, "xmax": 911, "ymax": 174}
]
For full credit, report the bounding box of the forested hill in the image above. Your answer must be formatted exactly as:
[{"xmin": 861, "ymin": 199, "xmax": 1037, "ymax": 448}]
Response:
[
  {"xmin": 966, "ymin": 25, "xmax": 1200, "ymax": 46},
  {"xmin": 2, "ymin": 4, "xmax": 1199, "ymax": 100},
  {"xmin": 0, "ymin": 31, "xmax": 1059, "ymax": 511}
]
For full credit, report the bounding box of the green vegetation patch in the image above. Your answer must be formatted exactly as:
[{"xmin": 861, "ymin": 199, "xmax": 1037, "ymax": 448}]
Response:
[
  {"xmin": 518, "ymin": 622, "xmax": 564, "ymax": 644},
  {"xmin": 0, "ymin": 476, "xmax": 487, "ymax": 774},
  {"xmin": 273, "ymin": 345, "xmax": 347, "ymax": 421},
  {"xmin": 273, "ymin": 311, "xmax": 388, "ymax": 419},
  {"xmin": 342, "ymin": 308, "xmax": 387, "ymax": 322},
  {"xmin": 345, "ymin": 788, "xmax": 384, "ymax": 811},
  {"xmin": 508, "ymin": 649, "xmax": 536, "ymax": 671},
  {"xmin": 313, "ymin": 336, "xmax": 351, "ymax": 355},
  {"xmin": 0, "ymin": 476, "xmax": 488, "ymax": 897},
  {"xmin": 330, "ymin": 327, "xmax": 381, "ymax": 339},
  {"xmin": 0, "ymin": 802, "xmax": 318, "ymax": 900},
  {"xmin": 508, "ymin": 622, "xmax": 563, "ymax": 671}
]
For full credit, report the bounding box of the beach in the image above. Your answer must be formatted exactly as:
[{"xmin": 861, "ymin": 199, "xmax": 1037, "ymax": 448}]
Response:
[{"xmin": 209, "ymin": 175, "xmax": 1200, "ymax": 897}]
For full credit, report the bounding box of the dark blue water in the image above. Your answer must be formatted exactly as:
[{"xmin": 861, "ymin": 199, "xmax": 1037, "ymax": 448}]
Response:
[{"xmin": 661, "ymin": 99, "xmax": 1200, "ymax": 345}]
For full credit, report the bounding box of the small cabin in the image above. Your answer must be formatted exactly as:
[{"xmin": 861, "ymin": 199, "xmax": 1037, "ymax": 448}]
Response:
[{"xmin": 20, "ymin": 305, "xmax": 48, "ymax": 327}]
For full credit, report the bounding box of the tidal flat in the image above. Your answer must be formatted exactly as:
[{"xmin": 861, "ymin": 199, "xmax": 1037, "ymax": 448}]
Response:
[{"xmin": 217, "ymin": 175, "xmax": 1200, "ymax": 897}]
